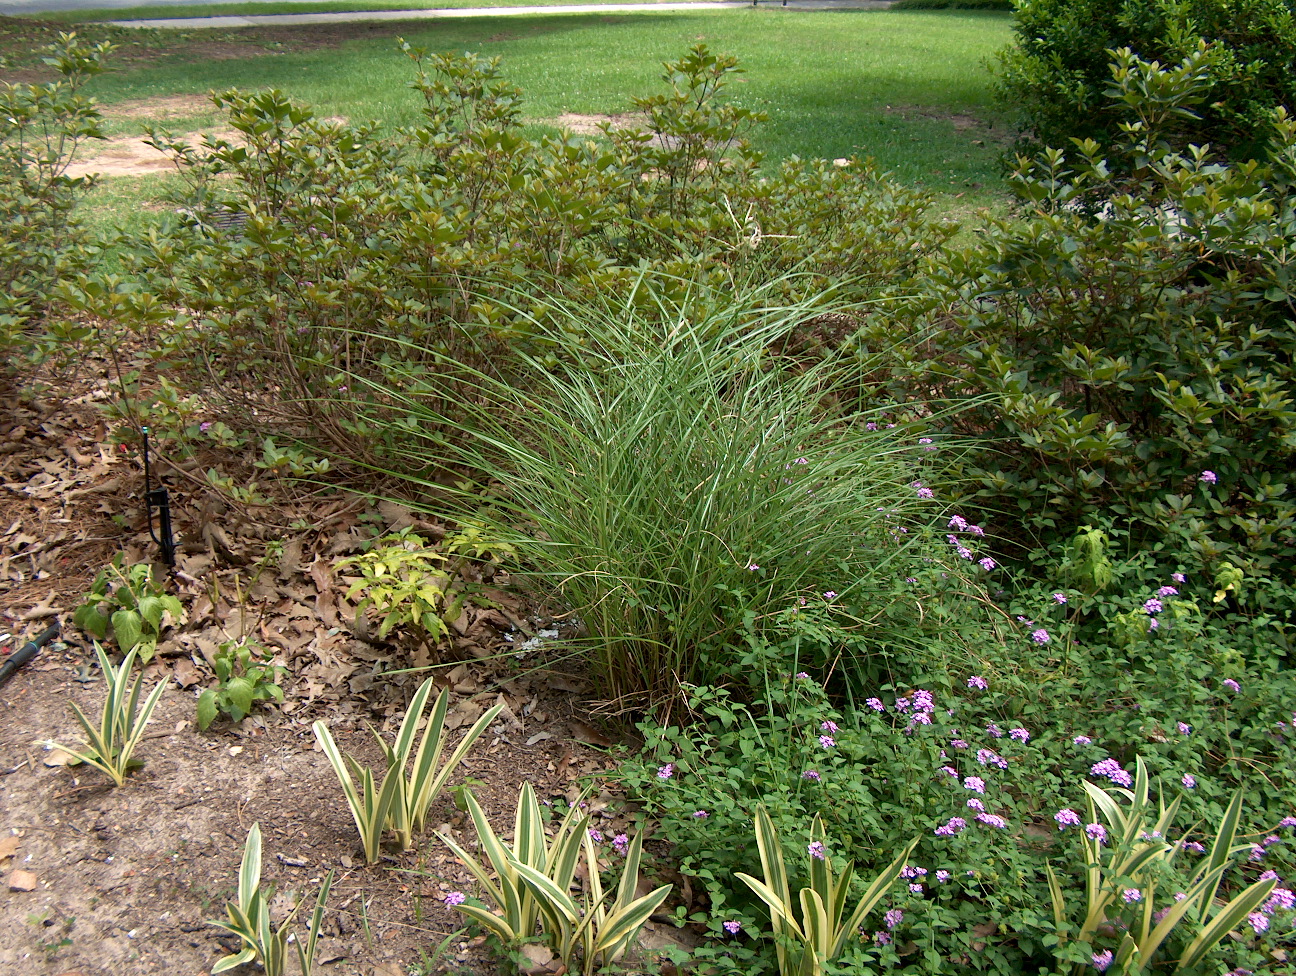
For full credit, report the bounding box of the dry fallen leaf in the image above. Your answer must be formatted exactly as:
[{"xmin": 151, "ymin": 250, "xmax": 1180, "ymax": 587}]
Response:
[
  {"xmin": 0, "ymin": 836, "xmax": 19, "ymax": 861},
  {"xmin": 8, "ymin": 868, "xmax": 37, "ymax": 891},
  {"xmin": 568, "ymin": 720, "xmax": 613, "ymax": 748},
  {"xmin": 171, "ymin": 657, "xmax": 201, "ymax": 689},
  {"xmin": 518, "ymin": 943, "xmax": 557, "ymax": 974}
]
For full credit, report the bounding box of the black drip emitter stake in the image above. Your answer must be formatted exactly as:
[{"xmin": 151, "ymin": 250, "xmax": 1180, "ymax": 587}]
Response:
[{"xmin": 141, "ymin": 426, "xmax": 176, "ymax": 568}]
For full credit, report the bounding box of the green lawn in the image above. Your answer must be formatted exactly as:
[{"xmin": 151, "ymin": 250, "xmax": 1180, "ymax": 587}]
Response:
[
  {"xmin": 34, "ymin": 0, "xmax": 733, "ymax": 22},
  {"xmin": 78, "ymin": 10, "xmax": 1011, "ymax": 186}
]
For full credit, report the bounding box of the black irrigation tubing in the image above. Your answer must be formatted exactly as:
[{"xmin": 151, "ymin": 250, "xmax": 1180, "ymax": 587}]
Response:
[{"xmin": 0, "ymin": 620, "xmax": 62, "ymax": 690}]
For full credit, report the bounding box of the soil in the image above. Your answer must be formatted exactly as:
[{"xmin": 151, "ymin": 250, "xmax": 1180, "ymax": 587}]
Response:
[{"xmin": 0, "ymin": 358, "xmax": 654, "ymax": 976}]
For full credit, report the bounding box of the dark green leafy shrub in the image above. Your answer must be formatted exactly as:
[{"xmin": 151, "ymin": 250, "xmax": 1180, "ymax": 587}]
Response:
[
  {"xmin": 891, "ymin": 0, "xmax": 1011, "ymax": 9},
  {"xmin": 0, "ymin": 32, "xmax": 110, "ymax": 366},
  {"xmin": 859, "ymin": 49, "xmax": 1296, "ymax": 579},
  {"xmin": 994, "ymin": 0, "xmax": 1296, "ymax": 162}
]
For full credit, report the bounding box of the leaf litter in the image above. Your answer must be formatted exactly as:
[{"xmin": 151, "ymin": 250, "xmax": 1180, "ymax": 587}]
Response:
[{"xmin": 0, "ymin": 351, "xmax": 665, "ymax": 975}]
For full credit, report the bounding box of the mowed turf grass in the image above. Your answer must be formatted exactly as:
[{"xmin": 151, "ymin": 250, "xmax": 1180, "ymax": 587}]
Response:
[
  {"xmin": 35, "ymin": 0, "xmax": 733, "ymax": 22},
  {"xmin": 77, "ymin": 9, "xmax": 1012, "ymax": 191}
]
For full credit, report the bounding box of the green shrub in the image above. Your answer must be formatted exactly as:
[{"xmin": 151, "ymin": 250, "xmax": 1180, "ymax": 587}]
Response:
[
  {"xmin": 68, "ymin": 44, "xmax": 949, "ymax": 463},
  {"xmin": 994, "ymin": 0, "xmax": 1296, "ymax": 162},
  {"xmin": 860, "ymin": 47, "xmax": 1296, "ymax": 580},
  {"xmin": 0, "ymin": 32, "xmax": 110, "ymax": 367}
]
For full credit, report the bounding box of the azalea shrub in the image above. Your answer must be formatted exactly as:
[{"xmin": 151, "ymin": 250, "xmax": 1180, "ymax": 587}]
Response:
[
  {"xmin": 858, "ymin": 45, "xmax": 1296, "ymax": 580},
  {"xmin": 0, "ymin": 32, "xmax": 109, "ymax": 368},
  {"xmin": 72, "ymin": 44, "xmax": 949, "ymax": 463},
  {"xmin": 994, "ymin": 0, "xmax": 1296, "ymax": 163}
]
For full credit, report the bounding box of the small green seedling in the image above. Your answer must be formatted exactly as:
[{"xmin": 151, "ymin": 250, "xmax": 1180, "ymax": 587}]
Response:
[{"xmin": 197, "ymin": 638, "xmax": 287, "ymax": 731}]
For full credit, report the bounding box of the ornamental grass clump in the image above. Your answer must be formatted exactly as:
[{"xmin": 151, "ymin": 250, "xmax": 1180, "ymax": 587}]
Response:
[{"xmin": 347, "ymin": 276, "xmax": 952, "ymax": 708}]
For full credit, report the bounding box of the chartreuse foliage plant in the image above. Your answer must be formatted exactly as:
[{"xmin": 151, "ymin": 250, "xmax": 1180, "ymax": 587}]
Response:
[
  {"xmin": 0, "ymin": 32, "xmax": 109, "ymax": 364},
  {"xmin": 336, "ymin": 524, "xmax": 513, "ymax": 646},
  {"xmin": 1045, "ymin": 758, "xmax": 1276, "ymax": 975},
  {"xmin": 47, "ymin": 643, "xmax": 165, "ymax": 788},
  {"xmin": 438, "ymin": 782, "xmax": 671, "ymax": 974},
  {"xmin": 73, "ymin": 554, "xmax": 184, "ymax": 664},
  {"xmin": 312, "ymin": 676, "xmax": 502, "ymax": 861},
  {"xmin": 736, "ymin": 806, "xmax": 916, "ymax": 976},
  {"xmin": 209, "ymin": 823, "xmax": 333, "ymax": 976}
]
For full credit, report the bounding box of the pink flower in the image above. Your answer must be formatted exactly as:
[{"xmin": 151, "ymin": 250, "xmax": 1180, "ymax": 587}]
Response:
[
  {"xmin": 613, "ymin": 833, "xmax": 629, "ymax": 855},
  {"xmin": 444, "ymin": 891, "xmax": 466, "ymax": 907},
  {"xmin": 1052, "ymin": 592, "xmax": 1067, "ymax": 604},
  {"xmin": 657, "ymin": 763, "xmax": 675, "ymax": 780},
  {"xmin": 808, "ymin": 841, "xmax": 826, "ymax": 860},
  {"xmin": 821, "ymin": 720, "xmax": 839, "ymax": 733},
  {"xmin": 967, "ymin": 675, "xmax": 988, "ymax": 690},
  {"xmin": 823, "ymin": 590, "xmax": 838, "ymax": 600},
  {"xmin": 1009, "ymin": 727, "xmax": 1030, "ymax": 742},
  {"xmin": 1030, "ymin": 628, "xmax": 1051, "ymax": 644},
  {"xmin": 1122, "ymin": 888, "xmax": 1142, "ymax": 903},
  {"xmin": 963, "ymin": 776, "xmax": 986, "ymax": 794},
  {"xmin": 1249, "ymin": 912, "xmax": 1269, "ymax": 934},
  {"xmin": 1086, "ymin": 823, "xmax": 1108, "ymax": 844},
  {"xmin": 1073, "ymin": 735, "xmax": 1093, "ymax": 746},
  {"xmin": 819, "ymin": 735, "xmax": 835, "ymax": 749},
  {"xmin": 1093, "ymin": 949, "xmax": 1113, "ymax": 972},
  {"xmin": 802, "ymin": 769, "xmax": 821, "ymax": 781},
  {"xmin": 723, "ymin": 919, "xmax": 741, "ymax": 935},
  {"xmin": 693, "ymin": 810, "xmax": 709, "ymax": 819},
  {"xmin": 1223, "ymin": 679, "xmax": 1241, "ymax": 693},
  {"xmin": 1200, "ymin": 471, "xmax": 1218, "ymax": 484},
  {"xmin": 1182, "ymin": 774, "xmax": 1197, "ymax": 789}
]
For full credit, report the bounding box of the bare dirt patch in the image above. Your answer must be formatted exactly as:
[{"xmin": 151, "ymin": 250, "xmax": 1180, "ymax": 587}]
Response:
[
  {"xmin": 883, "ymin": 104, "xmax": 1009, "ymax": 146},
  {"xmin": 110, "ymin": 95, "xmax": 214, "ymax": 121},
  {"xmin": 549, "ymin": 112, "xmax": 642, "ymax": 136}
]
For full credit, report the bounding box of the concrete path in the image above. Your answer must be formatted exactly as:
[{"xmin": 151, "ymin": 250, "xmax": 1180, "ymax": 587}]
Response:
[{"xmin": 3, "ymin": 0, "xmax": 891, "ymax": 28}]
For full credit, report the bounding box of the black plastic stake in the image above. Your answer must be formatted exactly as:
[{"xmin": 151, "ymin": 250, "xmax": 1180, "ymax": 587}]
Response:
[{"xmin": 141, "ymin": 427, "xmax": 176, "ymax": 568}]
